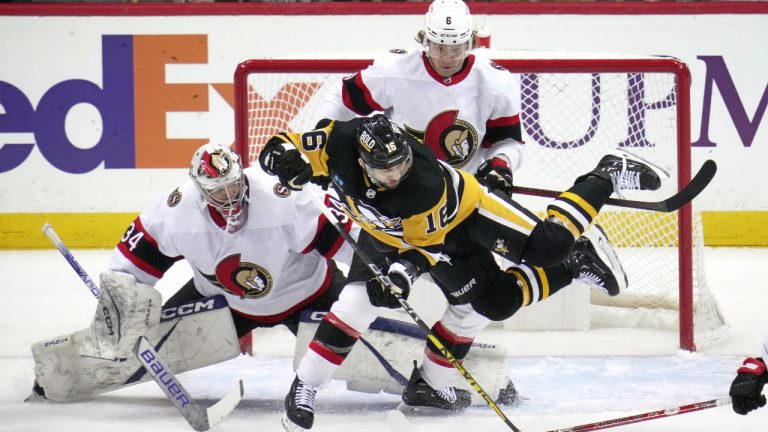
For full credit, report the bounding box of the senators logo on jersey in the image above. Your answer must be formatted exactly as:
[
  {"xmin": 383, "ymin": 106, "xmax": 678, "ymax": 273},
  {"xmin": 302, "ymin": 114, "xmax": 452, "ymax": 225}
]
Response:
[
  {"xmin": 167, "ymin": 188, "xmax": 182, "ymax": 207},
  {"xmin": 201, "ymin": 253, "xmax": 273, "ymax": 299},
  {"xmin": 405, "ymin": 110, "xmax": 478, "ymax": 169}
]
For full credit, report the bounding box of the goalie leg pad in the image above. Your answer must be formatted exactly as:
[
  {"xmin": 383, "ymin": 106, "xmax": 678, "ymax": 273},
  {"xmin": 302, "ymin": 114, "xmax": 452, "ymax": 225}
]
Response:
[
  {"xmin": 32, "ymin": 295, "xmax": 240, "ymax": 402},
  {"xmin": 294, "ymin": 310, "xmax": 510, "ymax": 405},
  {"xmin": 90, "ymin": 271, "xmax": 162, "ymax": 360}
]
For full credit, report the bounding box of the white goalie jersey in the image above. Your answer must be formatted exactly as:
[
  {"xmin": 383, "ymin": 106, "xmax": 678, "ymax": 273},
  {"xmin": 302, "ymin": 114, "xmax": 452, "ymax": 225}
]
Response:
[
  {"xmin": 320, "ymin": 49, "xmax": 524, "ymax": 173},
  {"xmin": 109, "ymin": 166, "xmax": 355, "ymax": 322}
]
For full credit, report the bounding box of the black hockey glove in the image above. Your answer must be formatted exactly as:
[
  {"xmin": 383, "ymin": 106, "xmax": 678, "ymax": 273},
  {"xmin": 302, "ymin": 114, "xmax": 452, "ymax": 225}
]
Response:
[
  {"xmin": 476, "ymin": 157, "xmax": 514, "ymax": 196},
  {"xmin": 259, "ymin": 137, "xmax": 312, "ymax": 191},
  {"xmin": 366, "ymin": 259, "xmax": 417, "ymax": 309},
  {"xmin": 730, "ymin": 357, "xmax": 768, "ymax": 415}
]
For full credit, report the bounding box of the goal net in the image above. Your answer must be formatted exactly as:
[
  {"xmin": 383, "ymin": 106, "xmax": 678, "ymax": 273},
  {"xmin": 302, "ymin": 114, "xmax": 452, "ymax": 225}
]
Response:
[{"xmin": 233, "ymin": 52, "xmax": 727, "ymax": 351}]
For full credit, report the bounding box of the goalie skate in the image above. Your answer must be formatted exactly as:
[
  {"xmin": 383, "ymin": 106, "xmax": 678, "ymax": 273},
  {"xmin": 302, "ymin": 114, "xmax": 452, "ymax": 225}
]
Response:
[
  {"xmin": 570, "ymin": 224, "xmax": 627, "ymax": 297},
  {"xmin": 398, "ymin": 362, "xmax": 471, "ymax": 414}
]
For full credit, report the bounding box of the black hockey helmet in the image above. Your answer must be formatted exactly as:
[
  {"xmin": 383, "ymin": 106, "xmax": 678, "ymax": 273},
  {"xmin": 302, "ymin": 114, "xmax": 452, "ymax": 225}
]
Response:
[{"xmin": 356, "ymin": 114, "xmax": 412, "ymax": 170}]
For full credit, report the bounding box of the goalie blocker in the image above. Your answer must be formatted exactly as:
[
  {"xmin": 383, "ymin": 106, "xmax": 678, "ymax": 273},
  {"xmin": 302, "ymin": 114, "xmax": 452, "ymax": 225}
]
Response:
[
  {"xmin": 30, "ymin": 295, "xmax": 240, "ymax": 402},
  {"xmin": 293, "ymin": 310, "xmax": 516, "ymax": 405}
]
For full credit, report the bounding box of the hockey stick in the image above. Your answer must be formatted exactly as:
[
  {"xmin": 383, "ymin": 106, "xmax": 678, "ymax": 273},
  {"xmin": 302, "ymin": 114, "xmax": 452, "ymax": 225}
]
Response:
[
  {"xmin": 308, "ymin": 192, "xmax": 522, "ymax": 432},
  {"xmin": 44, "ymin": 223, "xmax": 244, "ymax": 430},
  {"xmin": 42, "ymin": 223, "xmax": 101, "ymax": 298},
  {"xmin": 135, "ymin": 336, "xmax": 244, "ymax": 431},
  {"xmin": 512, "ymin": 159, "xmax": 717, "ymax": 212},
  {"xmin": 546, "ymin": 397, "xmax": 731, "ymax": 432}
]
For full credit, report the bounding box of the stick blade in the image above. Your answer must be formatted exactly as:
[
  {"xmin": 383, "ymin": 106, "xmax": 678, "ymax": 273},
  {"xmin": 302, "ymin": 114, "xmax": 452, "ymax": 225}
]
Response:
[
  {"xmin": 660, "ymin": 159, "xmax": 717, "ymax": 212},
  {"xmin": 205, "ymin": 379, "xmax": 244, "ymax": 427}
]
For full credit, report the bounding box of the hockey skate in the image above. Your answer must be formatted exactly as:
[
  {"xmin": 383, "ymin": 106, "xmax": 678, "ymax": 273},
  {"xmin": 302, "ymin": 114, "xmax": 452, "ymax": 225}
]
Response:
[
  {"xmin": 496, "ymin": 379, "xmax": 519, "ymax": 406},
  {"xmin": 398, "ymin": 361, "xmax": 472, "ymax": 414},
  {"xmin": 282, "ymin": 375, "xmax": 319, "ymax": 431},
  {"xmin": 23, "ymin": 381, "xmax": 47, "ymax": 403},
  {"xmin": 587, "ymin": 149, "xmax": 670, "ymax": 198},
  {"xmin": 569, "ymin": 224, "xmax": 627, "ymax": 297}
]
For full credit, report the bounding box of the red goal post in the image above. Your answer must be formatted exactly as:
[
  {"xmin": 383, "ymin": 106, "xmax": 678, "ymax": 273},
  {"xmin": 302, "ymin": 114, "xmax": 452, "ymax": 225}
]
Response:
[{"xmin": 233, "ymin": 55, "xmax": 727, "ymax": 351}]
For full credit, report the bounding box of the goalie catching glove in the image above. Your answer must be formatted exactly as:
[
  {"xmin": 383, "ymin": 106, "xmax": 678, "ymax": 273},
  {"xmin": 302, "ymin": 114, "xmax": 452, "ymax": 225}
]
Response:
[
  {"xmin": 366, "ymin": 259, "xmax": 418, "ymax": 309},
  {"xmin": 475, "ymin": 157, "xmax": 514, "ymax": 196},
  {"xmin": 259, "ymin": 137, "xmax": 312, "ymax": 191},
  {"xmin": 730, "ymin": 357, "xmax": 768, "ymax": 415}
]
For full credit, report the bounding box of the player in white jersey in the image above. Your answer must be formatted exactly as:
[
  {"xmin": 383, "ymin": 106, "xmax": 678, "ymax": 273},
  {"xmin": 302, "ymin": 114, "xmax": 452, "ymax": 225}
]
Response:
[
  {"xmin": 320, "ymin": 0, "xmax": 522, "ymax": 193},
  {"xmin": 110, "ymin": 143, "xmax": 353, "ymax": 329},
  {"xmin": 27, "ymin": 143, "xmax": 355, "ymax": 401},
  {"xmin": 729, "ymin": 335, "xmax": 768, "ymax": 415}
]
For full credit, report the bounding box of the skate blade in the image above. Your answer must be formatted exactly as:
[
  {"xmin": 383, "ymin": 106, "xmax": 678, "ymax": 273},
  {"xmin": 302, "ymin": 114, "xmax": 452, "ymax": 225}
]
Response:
[
  {"xmin": 396, "ymin": 401, "xmax": 466, "ymax": 416},
  {"xmin": 23, "ymin": 391, "xmax": 48, "ymax": 403},
  {"xmin": 610, "ymin": 148, "xmax": 671, "ymax": 180},
  {"xmin": 281, "ymin": 413, "xmax": 308, "ymax": 432}
]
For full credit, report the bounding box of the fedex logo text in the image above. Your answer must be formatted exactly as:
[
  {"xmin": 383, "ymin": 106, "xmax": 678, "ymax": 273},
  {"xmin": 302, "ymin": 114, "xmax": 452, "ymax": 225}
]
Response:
[{"xmin": 0, "ymin": 35, "xmax": 233, "ymax": 174}]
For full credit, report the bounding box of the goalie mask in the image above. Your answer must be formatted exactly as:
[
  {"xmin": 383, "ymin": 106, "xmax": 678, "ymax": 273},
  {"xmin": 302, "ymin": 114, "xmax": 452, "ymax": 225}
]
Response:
[
  {"xmin": 189, "ymin": 143, "xmax": 248, "ymax": 233},
  {"xmin": 356, "ymin": 114, "xmax": 413, "ymax": 190},
  {"xmin": 423, "ymin": 0, "xmax": 473, "ymax": 77}
]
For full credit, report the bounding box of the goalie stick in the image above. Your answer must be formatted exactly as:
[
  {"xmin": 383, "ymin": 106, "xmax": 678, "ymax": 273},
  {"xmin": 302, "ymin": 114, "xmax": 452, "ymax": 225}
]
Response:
[
  {"xmin": 512, "ymin": 159, "xmax": 717, "ymax": 212},
  {"xmin": 309, "ymin": 192, "xmax": 522, "ymax": 432},
  {"xmin": 43, "ymin": 223, "xmax": 100, "ymax": 298},
  {"xmin": 135, "ymin": 336, "xmax": 244, "ymax": 431},
  {"xmin": 546, "ymin": 397, "xmax": 731, "ymax": 432},
  {"xmin": 43, "ymin": 223, "xmax": 245, "ymax": 430}
]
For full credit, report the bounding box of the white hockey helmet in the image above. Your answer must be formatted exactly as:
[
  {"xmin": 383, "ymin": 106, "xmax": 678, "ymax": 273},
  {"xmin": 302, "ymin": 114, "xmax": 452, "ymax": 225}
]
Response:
[
  {"xmin": 189, "ymin": 143, "xmax": 248, "ymax": 232},
  {"xmin": 424, "ymin": 0, "xmax": 474, "ymax": 46}
]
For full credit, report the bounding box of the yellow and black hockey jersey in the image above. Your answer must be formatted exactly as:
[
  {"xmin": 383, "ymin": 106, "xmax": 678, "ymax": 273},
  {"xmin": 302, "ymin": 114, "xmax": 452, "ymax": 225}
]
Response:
[{"xmin": 268, "ymin": 118, "xmax": 491, "ymax": 272}]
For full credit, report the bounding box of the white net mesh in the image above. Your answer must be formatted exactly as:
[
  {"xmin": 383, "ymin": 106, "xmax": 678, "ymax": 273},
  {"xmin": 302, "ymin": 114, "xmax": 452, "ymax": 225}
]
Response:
[{"xmin": 234, "ymin": 55, "xmax": 727, "ymax": 349}]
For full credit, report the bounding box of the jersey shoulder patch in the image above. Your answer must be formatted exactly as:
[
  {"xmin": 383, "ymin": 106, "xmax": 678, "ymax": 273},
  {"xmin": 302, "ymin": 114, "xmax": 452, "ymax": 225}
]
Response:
[
  {"xmin": 489, "ymin": 60, "xmax": 508, "ymax": 72},
  {"xmin": 166, "ymin": 187, "xmax": 183, "ymax": 208},
  {"xmin": 388, "ymin": 48, "xmax": 408, "ymax": 55},
  {"xmin": 273, "ymin": 183, "xmax": 292, "ymax": 198}
]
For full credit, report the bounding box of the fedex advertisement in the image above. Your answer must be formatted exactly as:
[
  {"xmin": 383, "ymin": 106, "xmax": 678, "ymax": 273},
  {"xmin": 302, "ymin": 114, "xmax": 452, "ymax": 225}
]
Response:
[{"xmin": 0, "ymin": 3, "xmax": 766, "ymax": 246}]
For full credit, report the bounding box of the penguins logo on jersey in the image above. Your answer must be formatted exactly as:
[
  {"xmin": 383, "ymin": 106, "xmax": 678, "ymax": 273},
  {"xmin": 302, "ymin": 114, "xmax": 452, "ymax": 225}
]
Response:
[
  {"xmin": 341, "ymin": 200, "xmax": 402, "ymax": 233},
  {"xmin": 201, "ymin": 254, "xmax": 273, "ymax": 299},
  {"xmin": 493, "ymin": 238, "xmax": 510, "ymax": 255},
  {"xmin": 167, "ymin": 188, "xmax": 182, "ymax": 207},
  {"xmin": 405, "ymin": 110, "xmax": 478, "ymax": 169}
]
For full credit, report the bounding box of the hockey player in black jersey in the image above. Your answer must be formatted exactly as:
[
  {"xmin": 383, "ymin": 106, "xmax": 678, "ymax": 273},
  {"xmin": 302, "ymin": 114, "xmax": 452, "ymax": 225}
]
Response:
[{"xmin": 261, "ymin": 114, "xmax": 665, "ymax": 431}]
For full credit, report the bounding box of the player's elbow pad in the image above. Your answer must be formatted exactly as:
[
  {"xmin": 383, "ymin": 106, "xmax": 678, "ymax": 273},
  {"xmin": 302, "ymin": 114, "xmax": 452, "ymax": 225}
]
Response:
[{"xmin": 520, "ymin": 220, "xmax": 575, "ymax": 267}]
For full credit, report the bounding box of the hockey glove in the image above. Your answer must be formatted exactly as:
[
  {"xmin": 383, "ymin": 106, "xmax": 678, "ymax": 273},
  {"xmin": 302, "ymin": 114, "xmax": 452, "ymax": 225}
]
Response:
[
  {"xmin": 730, "ymin": 357, "xmax": 768, "ymax": 415},
  {"xmin": 259, "ymin": 137, "xmax": 312, "ymax": 191},
  {"xmin": 475, "ymin": 157, "xmax": 514, "ymax": 196},
  {"xmin": 366, "ymin": 260, "xmax": 417, "ymax": 309}
]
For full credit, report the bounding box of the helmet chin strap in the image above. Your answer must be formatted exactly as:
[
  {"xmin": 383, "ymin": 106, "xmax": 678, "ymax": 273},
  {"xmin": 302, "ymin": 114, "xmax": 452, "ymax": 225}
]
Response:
[{"xmin": 362, "ymin": 163, "xmax": 385, "ymax": 189}]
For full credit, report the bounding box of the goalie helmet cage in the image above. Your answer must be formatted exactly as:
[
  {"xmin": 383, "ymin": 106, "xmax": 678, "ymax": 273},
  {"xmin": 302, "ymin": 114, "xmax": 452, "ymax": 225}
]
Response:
[{"xmin": 233, "ymin": 56, "xmax": 727, "ymax": 352}]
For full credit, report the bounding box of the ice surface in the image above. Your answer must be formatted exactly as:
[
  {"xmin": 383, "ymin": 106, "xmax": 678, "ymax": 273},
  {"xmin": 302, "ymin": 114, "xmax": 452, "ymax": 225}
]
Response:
[{"xmin": 1, "ymin": 248, "xmax": 767, "ymax": 431}]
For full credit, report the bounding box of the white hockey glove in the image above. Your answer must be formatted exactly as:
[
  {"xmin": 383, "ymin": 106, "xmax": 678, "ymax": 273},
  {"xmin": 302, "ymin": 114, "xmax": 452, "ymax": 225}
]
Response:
[{"xmin": 90, "ymin": 271, "xmax": 161, "ymax": 359}]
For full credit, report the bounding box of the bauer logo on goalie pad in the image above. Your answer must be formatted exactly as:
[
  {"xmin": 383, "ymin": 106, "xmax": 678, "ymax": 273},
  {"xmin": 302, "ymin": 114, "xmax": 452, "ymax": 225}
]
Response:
[{"xmin": 160, "ymin": 295, "xmax": 228, "ymax": 322}]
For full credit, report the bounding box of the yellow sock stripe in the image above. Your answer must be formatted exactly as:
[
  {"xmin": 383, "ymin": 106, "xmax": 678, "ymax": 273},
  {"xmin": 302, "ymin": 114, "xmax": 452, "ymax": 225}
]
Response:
[
  {"xmin": 560, "ymin": 192, "xmax": 598, "ymax": 219},
  {"xmin": 547, "ymin": 209, "xmax": 581, "ymax": 239},
  {"xmin": 507, "ymin": 268, "xmax": 531, "ymax": 306},
  {"xmin": 535, "ymin": 267, "xmax": 550, "ymax": 300}
]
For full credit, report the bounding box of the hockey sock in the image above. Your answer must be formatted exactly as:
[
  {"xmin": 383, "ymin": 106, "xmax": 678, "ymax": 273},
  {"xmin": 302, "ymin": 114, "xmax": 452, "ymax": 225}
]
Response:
[
  {"xmin": 421, "ymin": 321, "xmax": 473, "ymax": 389},
  {"xmin": 546, "ymin": 176, "xmax": 613, "ymax": 237},
  {"xmin": 298, "ymin": 312, "xmax": 361, "ymax": 387}
]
